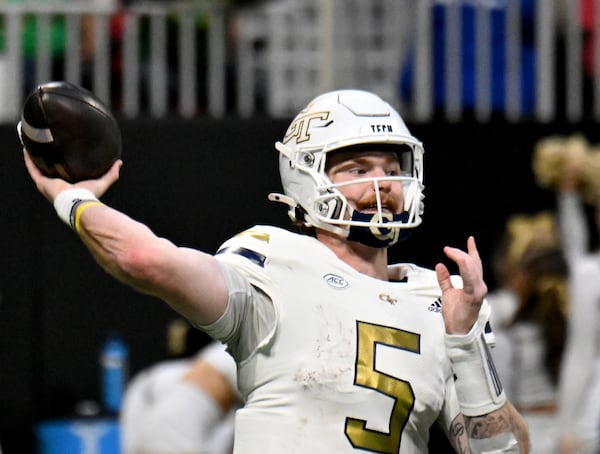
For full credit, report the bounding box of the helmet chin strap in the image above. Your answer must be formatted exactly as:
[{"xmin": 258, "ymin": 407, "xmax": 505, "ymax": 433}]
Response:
[{"xmin": 346, "ymin": 211, "xmax": 411, "ymax": 248}]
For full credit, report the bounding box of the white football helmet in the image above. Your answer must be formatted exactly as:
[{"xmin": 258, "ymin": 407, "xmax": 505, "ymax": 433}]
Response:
[{"xmin": 269, "ymin": 89, "xmax": 424, "ymax": 247}]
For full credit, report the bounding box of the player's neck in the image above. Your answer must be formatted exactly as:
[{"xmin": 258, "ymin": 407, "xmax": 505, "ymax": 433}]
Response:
[{"xmin": 317, "ymin": 229, "xmax": 390, "ymax": 280}]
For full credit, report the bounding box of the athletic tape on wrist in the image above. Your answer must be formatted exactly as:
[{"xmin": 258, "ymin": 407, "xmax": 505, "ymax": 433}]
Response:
[
  {"xmin": 445, "ymin": 321, "xmax": 506, "ymax": 416},
  {"xmin": 53, "ymin": 188, "xmax": 100, "ymax": 232}
]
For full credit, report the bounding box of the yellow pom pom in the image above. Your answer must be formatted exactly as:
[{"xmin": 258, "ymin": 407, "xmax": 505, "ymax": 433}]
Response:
[
  {"xmin": 505, "ymin": 211, "xmax": 559, "ymax": 268},
  {"xmin": 532, "ymin": 136, "xmax": 570, "ymax": 188}
]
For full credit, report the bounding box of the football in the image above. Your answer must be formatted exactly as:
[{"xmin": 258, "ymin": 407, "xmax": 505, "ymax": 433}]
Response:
[{"xmin": 18, "ymin": 81, "xmax": 122, "ymax": 182}]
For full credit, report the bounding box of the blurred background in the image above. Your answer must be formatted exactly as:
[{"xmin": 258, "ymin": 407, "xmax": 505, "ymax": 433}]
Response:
[{"xmin": 1, "ymin": 0, "xmax": 599, "ymax": 452}]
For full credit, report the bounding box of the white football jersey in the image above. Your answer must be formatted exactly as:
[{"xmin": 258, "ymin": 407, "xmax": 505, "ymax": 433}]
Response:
[{"xmin": 210, "ymin": 225, "xmax": 492, "ymax": 453}]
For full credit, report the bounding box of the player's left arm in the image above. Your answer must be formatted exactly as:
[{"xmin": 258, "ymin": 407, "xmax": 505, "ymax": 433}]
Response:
[
  {"xmin": 436, "ymin": 236, "xmax": 530, "ymax": 453},
  {"xmin": 447, "ymin": 403, "xmax": 529, "ymax": 453}
]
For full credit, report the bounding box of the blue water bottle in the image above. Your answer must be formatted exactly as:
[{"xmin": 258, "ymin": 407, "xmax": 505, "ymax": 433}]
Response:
[{"xmin": 100, "ymin": 334, "xmax": 129, "ymax": 414}]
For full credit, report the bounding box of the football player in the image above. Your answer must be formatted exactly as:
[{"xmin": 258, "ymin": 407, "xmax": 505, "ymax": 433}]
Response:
[{"xmin": 21, "ymin": 89, "xmax": 529, "ymax": 452}]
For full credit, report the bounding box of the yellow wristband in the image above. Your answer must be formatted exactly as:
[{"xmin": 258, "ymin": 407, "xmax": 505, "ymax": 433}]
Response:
[
  {"xmin": 73, "ymin": 200, "xmax": 104, "ymax": 233},
  {"xmin": 54, "ymin": 188, "xmax": 98, "ymax": 227}
]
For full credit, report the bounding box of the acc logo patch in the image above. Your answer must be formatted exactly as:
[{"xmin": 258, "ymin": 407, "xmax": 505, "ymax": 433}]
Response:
[{"xmin": 323, "ymin": 273, "xmax": 349, "ymax": 289}]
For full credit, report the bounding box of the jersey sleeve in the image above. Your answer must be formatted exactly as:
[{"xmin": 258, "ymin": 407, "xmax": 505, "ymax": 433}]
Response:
[
  {"xmin": 196, "ymin": 226, "xmax": 279, "ymax": 364},
  {"xmin": 215, "ymin": 226, "xmax": 277, "ymax": 294}
]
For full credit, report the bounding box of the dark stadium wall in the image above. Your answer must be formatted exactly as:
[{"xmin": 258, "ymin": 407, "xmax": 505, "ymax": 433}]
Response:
[{"xmin": 0, "ymin": 118, "xmax": 598, "ymax": 452}]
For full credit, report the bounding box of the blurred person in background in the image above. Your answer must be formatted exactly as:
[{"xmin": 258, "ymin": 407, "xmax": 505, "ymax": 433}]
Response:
[
  {"xmin": 533, "ymin": 135, "xmax": 600, "ymax": 453},
  {"xmin": 121, "ymin": 318, "xmax": 240, "ymax": 454},
  {"xmin": 487, "ymin": 212, "xmax": 569, "ymax": 453}
]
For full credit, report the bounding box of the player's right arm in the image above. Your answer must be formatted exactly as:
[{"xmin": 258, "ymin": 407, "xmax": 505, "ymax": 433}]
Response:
[{"xmin": 23, "ymin": 151, "xmax": 229, "ymax": 326}]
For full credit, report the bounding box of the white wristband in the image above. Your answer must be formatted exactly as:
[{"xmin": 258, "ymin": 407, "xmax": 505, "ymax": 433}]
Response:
[
  {"xmin": 53, "ymin": 188, "xmax": 100, "ymax": 230},
  {"xmin": 445, "ymin": 321, "xmax": 506, "ymax": 416}
]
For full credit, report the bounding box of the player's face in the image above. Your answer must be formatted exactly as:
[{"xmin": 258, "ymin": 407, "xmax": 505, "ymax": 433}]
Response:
[{"xmin": 326, "ymin": 149, "xmax": 404, "ymax": 215}]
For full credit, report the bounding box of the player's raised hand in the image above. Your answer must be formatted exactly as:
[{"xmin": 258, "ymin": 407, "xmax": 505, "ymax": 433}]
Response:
[
  {"xmin": 435, "ymin": 236, "xmax": 488, "ymax": 335},
  {"xmin": 24, "ymin": 149, "xmax": 122, "ymax": 203}
]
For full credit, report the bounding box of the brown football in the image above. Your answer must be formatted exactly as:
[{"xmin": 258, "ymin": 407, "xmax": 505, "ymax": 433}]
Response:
[{"xmin": 18, "ymin": 81, "xmax": 122, "ymax": 182}]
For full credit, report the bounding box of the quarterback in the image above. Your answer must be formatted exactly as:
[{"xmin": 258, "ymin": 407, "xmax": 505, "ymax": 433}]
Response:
[{"xmin": 20, "ymin": 89, "xmax": 529, "ymax": 452}]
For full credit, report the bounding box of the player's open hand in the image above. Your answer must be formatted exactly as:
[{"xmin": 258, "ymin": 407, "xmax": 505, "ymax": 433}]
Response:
[
  {"xmin": 435, "ymin": 236, "xmax": 488, "ymax": 335},
  {"xmin": 24, "ymin": 149, "xmax": 122, "ymax": 203}
]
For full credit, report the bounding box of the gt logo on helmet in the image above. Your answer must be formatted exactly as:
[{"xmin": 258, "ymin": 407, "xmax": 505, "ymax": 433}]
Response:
[{"xmin": 283, "ymin": 111, "xmax": 330, "ymax": 145}]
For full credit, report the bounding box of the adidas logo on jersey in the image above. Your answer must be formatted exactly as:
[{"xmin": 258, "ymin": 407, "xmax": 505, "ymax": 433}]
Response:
[{"xmin": 428, "ymin": 298, "xmax": 442, "ymax": 313}]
